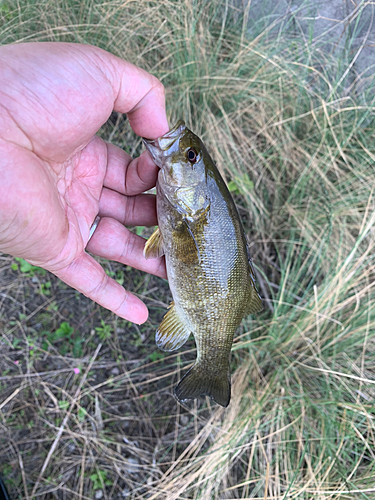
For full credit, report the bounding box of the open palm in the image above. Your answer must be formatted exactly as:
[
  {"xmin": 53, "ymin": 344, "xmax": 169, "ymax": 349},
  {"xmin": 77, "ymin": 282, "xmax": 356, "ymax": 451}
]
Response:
[{"xmin": 0, "ymin": 42, "xmax": 169, "ymax": 323}]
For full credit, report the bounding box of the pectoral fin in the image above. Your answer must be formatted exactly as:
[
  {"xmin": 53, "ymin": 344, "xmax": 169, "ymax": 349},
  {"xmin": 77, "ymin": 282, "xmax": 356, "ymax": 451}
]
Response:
[
  {"xmin": 156, "ymin": 303, "xmax": 191, "ymax": 352},
  {"xmin": 144, "ymin": 227, "xmax": 164, "ymax": 259},
  {"xmin": 183, "ymin": 218, "xmax": 201, "ymax": 263}
]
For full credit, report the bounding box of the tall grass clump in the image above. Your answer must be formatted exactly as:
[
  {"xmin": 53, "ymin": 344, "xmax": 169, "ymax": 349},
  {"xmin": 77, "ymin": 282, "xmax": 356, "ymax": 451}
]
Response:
[{"xmin": 1, "ymin": 0, "xmax": 375, "ymax": 498}]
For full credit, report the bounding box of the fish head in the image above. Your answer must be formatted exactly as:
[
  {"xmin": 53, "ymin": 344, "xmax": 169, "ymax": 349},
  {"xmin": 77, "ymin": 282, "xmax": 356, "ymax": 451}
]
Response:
[{"xmin": 143, "ymin": 120, "xmax": 208, "ymax": 189}]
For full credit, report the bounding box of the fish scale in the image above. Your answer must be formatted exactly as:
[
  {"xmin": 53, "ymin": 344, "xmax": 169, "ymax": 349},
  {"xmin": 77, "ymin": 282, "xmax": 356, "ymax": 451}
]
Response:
[{"xmin": 143, "ymin": 121, "xmax": 262, "ymax": 407}]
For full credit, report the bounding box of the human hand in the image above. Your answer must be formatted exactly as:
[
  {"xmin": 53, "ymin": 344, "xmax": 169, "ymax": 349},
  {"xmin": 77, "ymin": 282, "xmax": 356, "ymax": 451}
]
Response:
[{"xmin": 0, "ymin": 42, "xmax": 169, "ymax": 324}]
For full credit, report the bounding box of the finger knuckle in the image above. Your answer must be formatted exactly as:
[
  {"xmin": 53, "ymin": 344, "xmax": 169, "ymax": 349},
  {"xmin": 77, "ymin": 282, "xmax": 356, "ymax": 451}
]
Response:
[
  {"xmin": 88, "ymin": 271, "xmax": 110, "ymax": 299},
  {"xmin": 151, "ymin": 76, "xmax": 165, "ymax": 98},
  {"xmin": 124, "ymin": 196, "xmax": 137, "ymax": 223},
  {"xmin": 121, "ymin": 231, "xmax": 137, "ymax": 260},
  {"xmin": 113, "ymin": 290, "xmax": 130, "ymax": 314}
]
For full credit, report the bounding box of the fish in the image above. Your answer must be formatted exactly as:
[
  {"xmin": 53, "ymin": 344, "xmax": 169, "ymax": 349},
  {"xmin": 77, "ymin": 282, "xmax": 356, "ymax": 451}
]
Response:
[{"xmin": 143, "ymin": 121, "xmax": 262, "ymax": 407}]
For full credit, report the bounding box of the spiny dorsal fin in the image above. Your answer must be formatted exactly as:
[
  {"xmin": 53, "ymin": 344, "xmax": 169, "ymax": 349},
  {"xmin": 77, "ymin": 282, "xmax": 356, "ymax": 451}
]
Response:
[
  {"xmin": 144, "ymin": 227, "xmax": 164, "ymax": 259},
  {"xmin": 156, "ymin": 302, "xmax": 191, "ymax": 352}
]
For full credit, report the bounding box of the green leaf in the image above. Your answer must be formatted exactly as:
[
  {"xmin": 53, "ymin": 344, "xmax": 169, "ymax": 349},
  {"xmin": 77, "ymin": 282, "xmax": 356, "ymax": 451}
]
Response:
[
  {"xmin": 16, "ymin": 257, "xmax": 34, "ymax": 273},
  {"xmin": 149, "ymin": 351, "xmax": 165, "ymax": 362},
  {"xmin": 78, "ymin": 407, "xmax": 87, "ymax": 421},
  {"xmin": 12, "ymin": 338, "xmax": 21, "ymax": 348},
  {"xmin": 58, "ymin": 400, "xmax": 69, "ymax": 410},
  {"xmin": 227, "ymin": 180, "xmax": 239, "ymax": 193},
  {"xmin": 56, "ymin": 322, "xmax": 74, "ymax": 337},
  {"xmin": 227, "ymin": 174, "xmax": 254, "ymax": 195},
  {"xmin": 135, "ymin": 226, "xmax": 146, "ymax": 236},
  {"xmin": 14, "ymin": 257, "xmax": 46, "ymax": 275},
  {"xmin": 95, "ymin": 320, "xmax": 113, "ymax": 341},
  {"xmin": 73, "ymin": 338, "xmax": 84, "ymax": 358}
]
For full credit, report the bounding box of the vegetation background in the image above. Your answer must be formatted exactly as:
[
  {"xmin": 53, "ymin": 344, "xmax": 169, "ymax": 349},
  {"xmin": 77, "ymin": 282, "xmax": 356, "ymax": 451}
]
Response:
[{"xmin": 1, "ymin": 0, "xmax": 375, "ymax": 498}]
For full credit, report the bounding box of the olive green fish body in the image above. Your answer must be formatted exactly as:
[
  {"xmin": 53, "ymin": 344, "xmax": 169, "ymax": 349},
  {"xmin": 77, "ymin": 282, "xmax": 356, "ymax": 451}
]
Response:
[{"xmin": 143, "ymin": 122, "xmax": 262, "ymax": 407}]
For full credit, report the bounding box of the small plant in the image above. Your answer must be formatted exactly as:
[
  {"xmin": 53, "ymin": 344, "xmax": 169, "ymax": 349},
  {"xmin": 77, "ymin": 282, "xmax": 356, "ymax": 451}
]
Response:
[
  {"xmin": 53, "ymin": 322, "xmax": 74, "ymax": 340},
  {"xmin": 58, "ymin": 400, "xmax": 69, "ymax": 411},
  {"xmin": 78, "ymin": 407, "xmax": 87, "ymax": 422},
  {"xmin": 0, "ymin": 464, "xmax": 12, "ymax": 477},
  {"xmin": 39, "ymin": 280, "xmax": 51, "ymax": 296},
  {"xmin": 227, "ymin": 173, "xmax": 254, "ymax": 195},
  {"xmin": 12, "ymin": 257, "xmax": 46, "ymax": 276},
  {"xmin": 90, "ymin": 470, "xmax": 112, "ymax": 490},
  {"xmin": 95, "ymin": 320, "xmax": 113, "ymax": 341},
  {"xmin": 135, "ymin": 225, "xmax": 146, "ymax": 236},
  {"xmin": 42, "ymin": 322, "xmax": 84, "ymax": 358},
  {"xmin": 148, "ymin": 351, "xmax": 165, "ymax": 362}
]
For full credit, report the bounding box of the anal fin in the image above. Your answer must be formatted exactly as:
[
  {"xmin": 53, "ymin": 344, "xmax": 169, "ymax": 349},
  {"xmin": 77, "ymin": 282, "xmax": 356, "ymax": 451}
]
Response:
[{"xmin": 156, "ymin": 302, "xmax": 191, "ymax": 352}]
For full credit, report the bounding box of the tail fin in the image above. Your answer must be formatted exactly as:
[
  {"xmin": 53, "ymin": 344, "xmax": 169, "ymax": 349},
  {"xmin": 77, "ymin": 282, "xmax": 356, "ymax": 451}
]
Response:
[{"xmin": 174, "ymin": 364, "xmax": 231, "ymax": 407}]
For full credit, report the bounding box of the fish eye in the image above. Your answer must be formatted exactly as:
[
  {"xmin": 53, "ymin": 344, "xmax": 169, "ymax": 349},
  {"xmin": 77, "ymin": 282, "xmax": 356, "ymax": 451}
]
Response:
[{"xmin": 187, "ymin": 148, "xmax": 198, "ymax": 163}]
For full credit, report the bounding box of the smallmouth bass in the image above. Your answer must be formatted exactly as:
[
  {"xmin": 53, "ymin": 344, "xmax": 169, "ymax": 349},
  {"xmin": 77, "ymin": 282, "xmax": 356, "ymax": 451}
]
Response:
[{"xmin": 143, "ymin": 121, "xmax": 262, "ymax": 407}]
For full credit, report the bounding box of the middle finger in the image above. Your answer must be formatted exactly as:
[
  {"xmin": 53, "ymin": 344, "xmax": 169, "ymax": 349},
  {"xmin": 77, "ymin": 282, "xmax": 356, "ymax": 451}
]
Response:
[
  {"xmin": 104, "ymin": 142, "xmax": 159, "ymax": 196},
  {"xmin": 98, "ymin": 187, "xmax": 157, "ymax": 227}
]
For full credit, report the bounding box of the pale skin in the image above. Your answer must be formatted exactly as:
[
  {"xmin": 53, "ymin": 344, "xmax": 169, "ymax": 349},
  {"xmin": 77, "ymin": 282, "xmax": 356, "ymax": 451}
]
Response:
[{"xmin": 0, "ymin": 42, "xmax": 169, "ymax": 324}]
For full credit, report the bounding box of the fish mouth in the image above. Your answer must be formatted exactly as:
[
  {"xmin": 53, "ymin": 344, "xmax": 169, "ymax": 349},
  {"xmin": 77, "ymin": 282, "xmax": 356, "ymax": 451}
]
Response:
[{"xmin": 143, "ymin": 120, "xmax": 186, "ymax": 167}]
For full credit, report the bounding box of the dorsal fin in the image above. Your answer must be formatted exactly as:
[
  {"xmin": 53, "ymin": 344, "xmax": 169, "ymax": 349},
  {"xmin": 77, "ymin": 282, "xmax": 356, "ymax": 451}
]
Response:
[
  {"xmin": 245, "ymin": 245, "xmax": 263, "ymax": 315},
  {"xmin": 244, "ymin": 288, "xmax": 263, "ymax": 315}
]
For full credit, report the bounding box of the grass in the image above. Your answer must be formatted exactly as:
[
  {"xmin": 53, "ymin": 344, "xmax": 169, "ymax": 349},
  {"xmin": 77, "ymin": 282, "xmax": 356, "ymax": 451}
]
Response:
[{"xmin": 1, "ymin": 0, "xmax": 375, "ymax": 498}]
